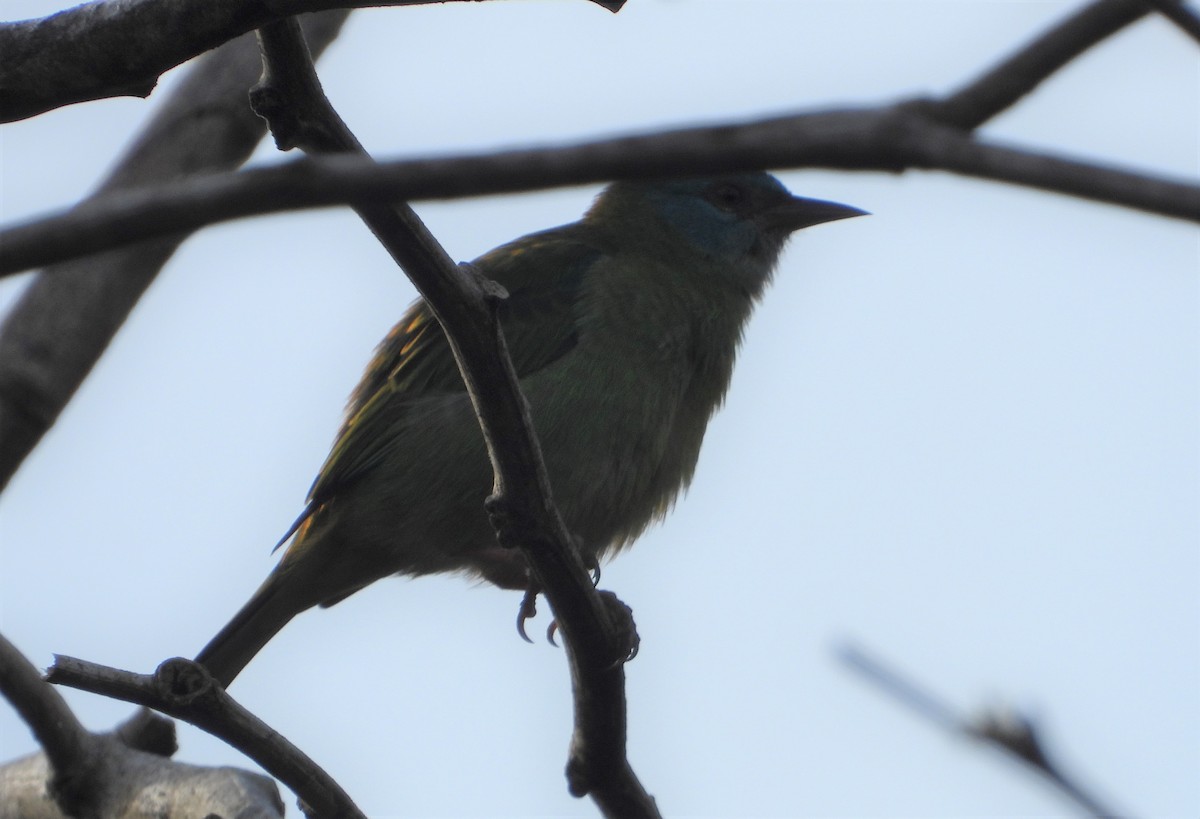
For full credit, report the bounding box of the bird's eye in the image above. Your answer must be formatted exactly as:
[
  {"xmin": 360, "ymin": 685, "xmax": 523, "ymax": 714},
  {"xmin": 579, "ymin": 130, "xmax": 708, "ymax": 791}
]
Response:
[{"xmin": 708, "ymin": 183, "xmax": 746, "ymax": 212}]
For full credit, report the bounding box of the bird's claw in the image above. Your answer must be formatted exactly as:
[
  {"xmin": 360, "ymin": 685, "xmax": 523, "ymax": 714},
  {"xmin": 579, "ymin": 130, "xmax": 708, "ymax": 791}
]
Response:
[
  {"xmin": 516, "ymin": 585, "xmax": 539, "ymax": 644},
  {"xmin": 515, "ymin": 587, "xmax": 563, "ymax": 646}
]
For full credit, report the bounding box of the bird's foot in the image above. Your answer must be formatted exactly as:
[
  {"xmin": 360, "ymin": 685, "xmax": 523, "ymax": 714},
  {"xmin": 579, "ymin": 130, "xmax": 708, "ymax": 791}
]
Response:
[
  {"xmin": 597, "ymin": 589, "xmax": 640, "ymax": 664},
  {"xmin": 515, "ymin": 587, "xmax": 564, "ymax": 648},
  {"xmin": 515, "ymin": 586, "xmax": 639, "ymax": 664}
]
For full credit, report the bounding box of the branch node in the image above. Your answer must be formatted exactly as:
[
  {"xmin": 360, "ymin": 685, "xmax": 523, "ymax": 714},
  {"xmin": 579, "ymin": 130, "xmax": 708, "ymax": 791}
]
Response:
[
  {"xmin": 249, "ymin": 84, "xmax": 336, "ymax": 153},
  {"xmin": 114, "ymin": 707, "xmax": 178, "ymax": 757},
  {"xmin": 153, "ymin": 657, "xmax": 219, "ymax": 706},
  {"xmin": 966, "ymin": 706, "xmax": 1050, "ymax": 769},
  {"xmin": 565, "ymin": 754, "xmax": 592, "ymax": 798},
  {"xmin": 458, "ymin": 261, "xmax": 510, "ymax": 302},
  {"xmin": 484, "ymin": 492, "xmax": 531, "ymax": 552}
]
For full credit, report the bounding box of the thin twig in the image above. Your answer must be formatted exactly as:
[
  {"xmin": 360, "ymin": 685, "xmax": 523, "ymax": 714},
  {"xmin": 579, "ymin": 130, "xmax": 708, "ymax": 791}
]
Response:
[
  {"xmin": 836, "ymin": 642, "xmax": 1130, "ymax": 819},
  {"xmin": 836, "ymin": 642, "xmax": 961, "ymax": 733}
]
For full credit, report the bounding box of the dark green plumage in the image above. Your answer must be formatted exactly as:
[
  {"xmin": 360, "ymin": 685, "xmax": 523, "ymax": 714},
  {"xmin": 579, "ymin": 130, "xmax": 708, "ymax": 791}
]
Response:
[
  {"xmin": 304, "ymin": 229, "xmax": 600, "ymax": 517},
  {"xmin": 196, "ymin": 173, "xmax": 864, "ymax": 686}
]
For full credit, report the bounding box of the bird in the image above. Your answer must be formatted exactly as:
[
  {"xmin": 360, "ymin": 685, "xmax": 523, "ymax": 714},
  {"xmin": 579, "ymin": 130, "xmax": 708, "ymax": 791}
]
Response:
[{"xmin": 194, "ymin": 172, "xmax": 865, "ymax": 686}]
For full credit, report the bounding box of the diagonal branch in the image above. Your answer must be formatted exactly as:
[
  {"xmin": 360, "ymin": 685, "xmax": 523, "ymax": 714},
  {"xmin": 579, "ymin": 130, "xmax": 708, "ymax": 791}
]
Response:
[
  {"xmin": 0, "ymin": 632, "xmax": 93, "ymax": 814},
  {"xmin": 0, "ymin": 0, "xmax": 623, "ymax": 123},
  {"xmin": 248, "ymin": 19, "xmax": 656, "ymax": 816},
  {"xmin": 0, "ymin": 11, "xmax": 349, "ymax": 495},
  {"xmin": 928, "ymin": 0, "xmax": 1158, "ymax": 129},
  {"xmin": 837, "ymin": 642, "xmax": 1131, "ymax": 819}
]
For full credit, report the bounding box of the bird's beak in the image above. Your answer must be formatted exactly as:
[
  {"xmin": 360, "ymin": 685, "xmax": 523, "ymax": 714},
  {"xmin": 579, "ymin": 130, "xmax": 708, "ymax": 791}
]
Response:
[{"xmin": 763, "ymin": 196, "xmax": 869, "ymax": 233}]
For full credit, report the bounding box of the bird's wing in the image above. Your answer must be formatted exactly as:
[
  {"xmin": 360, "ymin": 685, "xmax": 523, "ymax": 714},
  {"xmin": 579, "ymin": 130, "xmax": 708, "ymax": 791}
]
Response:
[{"xmin": 292, "ymin": 226, "xmax": 602, "ymax": 528}]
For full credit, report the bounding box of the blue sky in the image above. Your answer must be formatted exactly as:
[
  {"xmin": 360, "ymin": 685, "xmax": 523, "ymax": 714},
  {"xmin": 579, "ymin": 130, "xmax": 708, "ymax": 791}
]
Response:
[{"xmin": 1, "ymin": 1, "xmax": 1197, "ymax": 817}]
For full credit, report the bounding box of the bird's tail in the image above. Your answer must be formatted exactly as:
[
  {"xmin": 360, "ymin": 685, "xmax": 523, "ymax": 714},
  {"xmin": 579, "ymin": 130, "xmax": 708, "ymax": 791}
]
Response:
[{"xmin": 194, "ymin": 574, "xmax": 298, "ymax": 688}]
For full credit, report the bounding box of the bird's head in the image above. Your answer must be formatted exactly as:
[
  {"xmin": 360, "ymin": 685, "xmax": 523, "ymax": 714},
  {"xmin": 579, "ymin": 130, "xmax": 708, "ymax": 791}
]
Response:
[{"xmin": 587, "ymin": 172, "xmax": 865, "ymax": 296}]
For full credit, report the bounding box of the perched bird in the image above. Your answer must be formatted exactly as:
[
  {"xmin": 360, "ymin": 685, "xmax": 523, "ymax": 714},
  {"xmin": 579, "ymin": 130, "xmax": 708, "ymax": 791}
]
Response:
[{"xmin": 195, "ymin": 173, "xmax": 864, "ymax": 686}]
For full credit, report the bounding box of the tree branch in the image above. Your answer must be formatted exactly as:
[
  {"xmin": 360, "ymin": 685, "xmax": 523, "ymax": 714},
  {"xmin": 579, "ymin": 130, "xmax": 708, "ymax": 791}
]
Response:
[
  {"xmin": 1140, "ymin": 0, "xmax": 1200, "ymax": 44},
  {"xmin": 46, "ymin": 656, "xmax": 358, "ymax": 819},
  {"xmin": 248, "ymin": 19, "xmax": 657, "ymax": 816},
  {"xmin": 1, "ymin": 103, "xmax": 1194, "ymax": 281},
  {"xmin": 0, "ymin": 11, "xmax": 349, "ymax": 495},
  {"xmin": 0, "ymin": 636, "xmax": 283, "ymax": 818},
  {"xmin": 837, "ymin": 642, "xmax": 1130, "ymax": 819},
  {"xmin": 0, "ymin": 632, "xmax": 92, "ymax": 815},
  {"xmin": 927, "ymin": 0, "xmax": 1157, "ymax": 129},
  {"xmin": 0, "ymin": 0, "xmax": 623, "ymax": 123}
]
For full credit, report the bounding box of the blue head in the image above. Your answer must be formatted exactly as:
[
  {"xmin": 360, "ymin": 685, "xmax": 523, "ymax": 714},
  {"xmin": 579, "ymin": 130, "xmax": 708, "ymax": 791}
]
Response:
[{"xmin": 587, "ymin": 172, "xmax": 864, "ymax": 295}]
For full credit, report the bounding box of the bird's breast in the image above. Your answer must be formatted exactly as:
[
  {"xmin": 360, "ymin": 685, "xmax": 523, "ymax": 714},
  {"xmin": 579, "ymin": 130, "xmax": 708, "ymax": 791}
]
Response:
[{"xmin": 521, "ymin": 286, "xmax": 747, "ymax": 557}]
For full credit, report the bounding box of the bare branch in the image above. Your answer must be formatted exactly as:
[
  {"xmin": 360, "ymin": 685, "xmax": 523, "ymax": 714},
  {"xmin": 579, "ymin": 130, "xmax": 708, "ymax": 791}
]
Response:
[
  {"xmin": 837, "ymin": 642, "xmax": 1130, "ymax": 819},
  {"xmin": 1, "ymin": 103, "xmax": 1194, "ymax": 281},
  {"xmin": 928, "ymin": 0, "xmax": 1155, "ymax": 129},
  {"xmin": 1, "ymin": 637, "xmax": 281, "ymax": 818},
  {"xmin": 0, "ymin": 12, "xmax": 349, "ymax": 495},
  {"xmin": 47, "ymin": 656, "xmax": 362, "ymax": 819},
  {"xmin": 0, "ymin": 632, "xmax": 92, "ymax": 814},
  {"xmin": 249, "ymin": 19, "xmax": 657, "ymax": 816},
  {"xmin": 897, "ymin": 107, "xmax": 1199, "ymax": 217},
  {"xmin": 0, "ymin": 0, "xmax": 623, "ymax": 123}
]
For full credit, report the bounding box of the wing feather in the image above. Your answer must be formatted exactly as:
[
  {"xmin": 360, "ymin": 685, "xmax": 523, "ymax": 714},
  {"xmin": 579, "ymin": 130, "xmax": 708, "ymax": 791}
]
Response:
[{"xmin": 298, "ymin": 226, "xmax": 602, "ymax": 520}]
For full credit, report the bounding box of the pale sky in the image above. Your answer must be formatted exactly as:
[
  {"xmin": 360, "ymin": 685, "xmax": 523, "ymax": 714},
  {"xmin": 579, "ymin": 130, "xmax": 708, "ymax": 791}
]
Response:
[{"xmin": 1, "ymin": 2, "xmax": 1197, "ymax": 817}]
